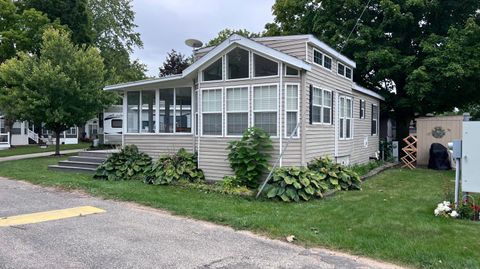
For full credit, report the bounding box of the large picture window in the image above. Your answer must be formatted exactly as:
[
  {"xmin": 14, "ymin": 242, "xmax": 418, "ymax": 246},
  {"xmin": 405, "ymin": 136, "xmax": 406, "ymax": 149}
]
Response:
[
  {"xmin": 285, "ymin": 84, "xmax": 299, "ymax": 137},
  {"xmin": 226, "ymin": 87, "xmax": 249, "ymax": 135},
  {"xmin": 253, "ymin": 54, "xmax": 278, "ymax": 77},
  {"xmin": 141, "ymin": 90, "xmax": 156, "ymax": 133},
  {"xmin": 339, "ymin": 96, "xmax": 353, "ymax": 139},
  {"xmin": 371, "ymin": 104, "xmax": 378, "ymax": 135},
  {"xmin": 253, "ymin": 85, "xmax": 278, "ymax": 136},
  {"xmin": 127, "ymin": 91, "xmax": 139, "ymax": 133},
  {"xmin": 202, "ymin": 89, "xmax": 222, "ymax": 135},
  {"xmin": 159, "ymin": 89, "xmax": 174, "ymax": 133},
  {"xmin": 311, "ymin": 87, "xmax": 332, "ymax": 124},
  {"xmin": 203, "ymin": 58, "xmax": 222, "ymax": 81},
  {"xmin": 227, "ymin": 47, "xmax": 249, "ymax": 79},
  {"xmin": 175, "ymin": 87, "xmax": 192, "ymax": 133}
]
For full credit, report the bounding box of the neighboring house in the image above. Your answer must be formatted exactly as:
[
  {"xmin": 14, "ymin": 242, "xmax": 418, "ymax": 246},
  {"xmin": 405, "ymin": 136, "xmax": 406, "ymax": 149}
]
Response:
[
  {"xmin": 0, "ymin": 116, "xmax": 79, "ymax": 148},
  {"xmin": 104, "ymin": 34, "xmax": 384, "ymax": 181}
]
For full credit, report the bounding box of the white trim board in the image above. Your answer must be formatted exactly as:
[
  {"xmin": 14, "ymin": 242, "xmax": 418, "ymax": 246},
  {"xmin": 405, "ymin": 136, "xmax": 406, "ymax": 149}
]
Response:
[{"xmin": 353, "ymin": 84, "xmax": 385, "ymax": 101}]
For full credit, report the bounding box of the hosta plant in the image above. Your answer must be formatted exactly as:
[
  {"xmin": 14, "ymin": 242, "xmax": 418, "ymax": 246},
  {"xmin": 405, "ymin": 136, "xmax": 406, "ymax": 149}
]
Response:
[
  {"xmin": 227, "ymin": 127, "xmax": 273, "ymax": 188},
  {"xmin": 263, "ymin": 167, "xmax": 330, "ymax": 202},
  {"xmin": 307, "ymin": 156, "xmax": 362, "ymax": 191},
  {"xmin": 94, "ymin": 145, "xmax": 152, "ymax": 181},
  {"xmin": 144, "ymin": 148, "xmax": 204, "ymax": 185}
]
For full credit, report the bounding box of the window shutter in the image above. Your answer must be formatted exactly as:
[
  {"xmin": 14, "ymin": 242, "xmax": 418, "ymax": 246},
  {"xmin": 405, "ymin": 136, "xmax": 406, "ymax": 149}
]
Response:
[
  {"xmin": 309, "ymin": 85, "xmax": 313, "ymax": 125},
  {"xmin": 359, "ymin": 100, "xmax": 362, "ymax": 119},
  {"xmin": 371, "ymin": 104, "xmax": 374, "ymax": 135}
]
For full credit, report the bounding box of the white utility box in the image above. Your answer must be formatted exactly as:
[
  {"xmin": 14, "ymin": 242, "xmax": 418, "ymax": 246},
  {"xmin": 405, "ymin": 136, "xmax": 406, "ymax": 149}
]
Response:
[{"xmin": 462, "ymin": 122, "xmax": 480, "ymax": 193}]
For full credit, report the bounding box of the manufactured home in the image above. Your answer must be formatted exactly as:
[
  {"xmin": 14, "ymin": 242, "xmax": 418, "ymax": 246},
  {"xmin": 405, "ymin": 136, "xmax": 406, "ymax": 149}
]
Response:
[{"xmin": 104, "ymin": 34, "xmax": 384, "ymax": 181}]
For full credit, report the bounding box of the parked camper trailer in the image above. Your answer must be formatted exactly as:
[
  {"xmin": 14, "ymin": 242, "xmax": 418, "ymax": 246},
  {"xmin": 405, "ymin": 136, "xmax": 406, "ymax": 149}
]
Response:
[{"xmin": 103, "ymin": 106, "xmax": 123, "ymax": 145}]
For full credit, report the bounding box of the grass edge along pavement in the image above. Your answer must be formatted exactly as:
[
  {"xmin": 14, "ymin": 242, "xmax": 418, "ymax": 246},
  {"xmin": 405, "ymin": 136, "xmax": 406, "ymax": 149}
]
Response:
[{"xmin": 0, "ymin": 156, "xmax": 478, "ymax": 269}]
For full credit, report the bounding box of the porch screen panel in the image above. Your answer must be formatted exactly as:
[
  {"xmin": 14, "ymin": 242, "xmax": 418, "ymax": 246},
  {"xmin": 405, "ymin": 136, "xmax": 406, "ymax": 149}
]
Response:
[
  {"xmin": 141, "ymin": 90, "xmax": 156, "ymax": 133},
  {"xmin": 226, "ymin": 87, "xmax": 248, "ymax": 135},
  {"xmin": 202, "ymin": 89, "xmax": 222, "ymax": 135},
  {"xmin": 127, "ymin": 91, "xmax": 139, "ymax": 133},
  {"xmin": 286, "ymin": 84, "xmax": 299, "ymax": 136},
  {"xmin": 159, "ymin": 89, "xmax": 174, "ymax": 133},
  {"xmin": 253, "ymin": 85, "xmax": 278, "ymax": 136},
  {"xmin": 175, "ymin": 87, "xmax": 192, "ymax": 133}
]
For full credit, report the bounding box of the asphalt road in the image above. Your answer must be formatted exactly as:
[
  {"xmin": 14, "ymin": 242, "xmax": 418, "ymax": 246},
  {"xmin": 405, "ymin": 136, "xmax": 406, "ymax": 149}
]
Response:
[{"xmin": 0, "ymin": 178, "xmax": 402, "ymax": 269}]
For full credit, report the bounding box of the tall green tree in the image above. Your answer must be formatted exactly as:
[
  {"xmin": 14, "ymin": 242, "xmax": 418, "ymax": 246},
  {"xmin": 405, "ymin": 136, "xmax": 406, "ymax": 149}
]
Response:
[
  {"xmin": 158, "ymin": 50, "xmax": 190, "ymax": 77},
  {"xmin": 0, "ymin": 0, "xmax": 62, "ymax": 139},
  {"xmin": 0, "ymin": 28, "xmax": 113, "ymax": 154},
  {"xmin": 18, "ymin": 0, "xmax": 95, "ymax": 45},
  {"xmin": 88, "ymin": 0, "xmax": 146, "ymax": 83},
  {"xmin": 206, "ymin": 28, "xmax": 261, "ymax": 47},
  {"xmin": 266, "ymin": 0, "xmax": 480, "ymax": 142}
]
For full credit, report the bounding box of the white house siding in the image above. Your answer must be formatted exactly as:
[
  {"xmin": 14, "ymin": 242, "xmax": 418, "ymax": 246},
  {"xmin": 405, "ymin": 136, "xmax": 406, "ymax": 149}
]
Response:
[
  {"xmin": 254, "ymin": 37, "xmax": 308, "ymax": 60},
  {"xmin": 124, "ymin": 135, "xmax": 195, "ymax": 160}
]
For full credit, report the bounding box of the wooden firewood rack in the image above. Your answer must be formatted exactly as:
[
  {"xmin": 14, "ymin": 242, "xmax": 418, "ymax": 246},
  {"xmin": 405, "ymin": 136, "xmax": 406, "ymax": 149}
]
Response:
[{"xmin": 401, "ymin": 135, "xmax": 417, "ymax": 169}]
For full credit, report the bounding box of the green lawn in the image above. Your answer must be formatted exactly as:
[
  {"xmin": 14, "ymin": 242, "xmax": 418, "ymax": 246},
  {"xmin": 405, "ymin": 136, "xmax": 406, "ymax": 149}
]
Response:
[
  {"xmin": 0, "ymin": 157, "xmax": 478, "ymax": 269},
  {"xmin": 0, "ymin": 143, "xmax": 90, "ymax": 157}
]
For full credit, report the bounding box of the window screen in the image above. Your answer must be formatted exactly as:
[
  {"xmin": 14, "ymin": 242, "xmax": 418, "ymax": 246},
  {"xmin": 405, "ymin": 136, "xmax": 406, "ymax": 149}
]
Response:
[
  {"xmin": 226, "ymin": 87, "xmax": 248, "ymax": 135},
  {"xmin": 253, "ymin": 85, "xmax": 277, "ymax": 136},
  {"xmin": 202, "ymin": 89, "xmax": 222, "ymax": 135}
]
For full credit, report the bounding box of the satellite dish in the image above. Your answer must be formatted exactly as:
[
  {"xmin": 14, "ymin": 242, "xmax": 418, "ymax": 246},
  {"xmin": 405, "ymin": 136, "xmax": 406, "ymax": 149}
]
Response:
[{"xmin": 185, "ymin": 38, "xmax": 203, "ymax": 48}]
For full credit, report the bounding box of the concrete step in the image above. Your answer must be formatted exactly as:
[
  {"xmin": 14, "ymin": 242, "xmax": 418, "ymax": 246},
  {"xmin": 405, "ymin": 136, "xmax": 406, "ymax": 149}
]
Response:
[
  {"xmin": 78, "ymin": 151, "xmax": 115, "ymax": 158},
  {"xmin": 58, "ymin": 160, "xmax": 100, "ymax": 169},
  {"xmin": 68, "ymin": 156, "xmax": 106, "ymax": 164},
  {"xmin": 47, "ymin": 165, "xmax": 96, "ymax": 174}
]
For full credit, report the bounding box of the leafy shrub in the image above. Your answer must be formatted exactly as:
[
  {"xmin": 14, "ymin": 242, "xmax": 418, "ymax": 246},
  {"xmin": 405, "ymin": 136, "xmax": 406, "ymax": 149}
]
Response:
[
  {"xmin": 350, "ymin": 160, "xmax": 384, "ymax": 177},
  {"xmin": 307, "ymin": 156, "xmax": 362, "ymax": 191},
  {"xmin": 94, "ymin": 145, "xmax": 152, "ymax": 181},
  {"xmin": 144, "ymin": 148, "xmax": 204, "ymax": 185},
  {"xmin": 227, "ymin": 127, "xmax": 273, "ymax": 188},
  {"xmin": 178, "ymin": 179, "xmax": 253, "ymax": 196},
  {"xmin": 263, "ymin": 167, "xmax": 329, "ymax": 202}
]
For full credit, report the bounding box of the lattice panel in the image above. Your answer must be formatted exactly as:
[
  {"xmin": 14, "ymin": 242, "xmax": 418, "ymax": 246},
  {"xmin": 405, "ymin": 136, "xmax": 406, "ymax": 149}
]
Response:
[{"xmin": 401, "ymin": 135, "xmax": 417, "ymax": 169}]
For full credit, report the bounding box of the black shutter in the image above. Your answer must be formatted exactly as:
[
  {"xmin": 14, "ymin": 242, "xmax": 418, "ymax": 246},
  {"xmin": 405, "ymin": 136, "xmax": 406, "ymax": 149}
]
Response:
[
  {"xmin": 309, "ymin": 85, "xmax": 313, "ymax": 125},
  {"xmin": 371, "ymin": 104, "xmax": 374, "ymax": 135},
  {"xmin": 359, "ymin": 100, "xmax": 362, "ymax": 119}
]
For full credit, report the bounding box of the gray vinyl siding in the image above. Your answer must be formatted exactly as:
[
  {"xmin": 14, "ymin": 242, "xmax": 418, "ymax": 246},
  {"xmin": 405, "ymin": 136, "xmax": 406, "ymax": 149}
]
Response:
[
  {"xmin": 254, "ymin": 38, "xmax": 308, "ymax": 60},
  {"xmin": 124, "ymin": 135, "xmax": 195, "ymax": 160},
  {"xmin": 198, "ymin": 137, "xmax": 302, "ymax": 181},
  {"xmin": 350, "ymin": 92, "xmax": 380, "ymax": 164}
]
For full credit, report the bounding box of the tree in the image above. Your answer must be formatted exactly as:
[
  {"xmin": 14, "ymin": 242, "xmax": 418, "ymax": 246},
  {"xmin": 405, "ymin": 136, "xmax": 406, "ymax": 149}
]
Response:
[
  {"xmin": 0, "ymin": 0, "xmax": 62, "ymax": 140},
  {"xmin": 158, "ymin": 50, "xmax": 190, "ymax": 77},
  {"xmin": 88, "ymin": 0, "xmax": 146, "ymax": 83},
  {"xmin": 266, "ymin": 0, "xmax": 480, "ymax": 144},
  {"xmin": 206, "ymin": 28, "xmax": 261, "ymax": 47},
  {"xmin": 0, "ymin": 28, "xmax": 113, "ymax": 155},
  {"xmin": 18, "ymin": 0, "xmax": 95, "ymax": 45}
]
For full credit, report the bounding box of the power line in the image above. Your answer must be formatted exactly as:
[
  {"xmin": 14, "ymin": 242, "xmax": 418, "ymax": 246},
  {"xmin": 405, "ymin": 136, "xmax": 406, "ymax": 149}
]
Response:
[{"xmin": 340, "ymin": 0, "xmax": 372, "ymax": 53}]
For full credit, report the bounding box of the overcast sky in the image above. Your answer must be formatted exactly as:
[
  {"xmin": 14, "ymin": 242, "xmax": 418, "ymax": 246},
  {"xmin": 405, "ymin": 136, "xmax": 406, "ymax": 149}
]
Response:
[{"xmin": 131, "ymin": 0, "xmax": 275, "ymax": 77}]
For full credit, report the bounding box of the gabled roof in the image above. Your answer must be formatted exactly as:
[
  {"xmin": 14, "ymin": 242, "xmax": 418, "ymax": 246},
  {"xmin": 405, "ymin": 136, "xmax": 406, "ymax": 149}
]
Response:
[
  {"xmin": 353, "ymin": 83, "xmax": 385, "ymax": 101},
  {"xmin": 182, "ymin": 34, "xmax": 311, "ymax": 75},
  {"xmin": 254, "ymin": 35, "xmax": 356, "ymax": 68},
  {"xmin": 105, "ymin": 34, "xmax": 312, "ymax": 91}
]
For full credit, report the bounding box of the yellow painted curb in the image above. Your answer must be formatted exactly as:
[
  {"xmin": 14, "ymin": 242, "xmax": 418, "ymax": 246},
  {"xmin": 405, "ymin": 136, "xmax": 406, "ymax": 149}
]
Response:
[{"xmin": 0, "ymin": 206, "xmax": 105, "ymax": 227}]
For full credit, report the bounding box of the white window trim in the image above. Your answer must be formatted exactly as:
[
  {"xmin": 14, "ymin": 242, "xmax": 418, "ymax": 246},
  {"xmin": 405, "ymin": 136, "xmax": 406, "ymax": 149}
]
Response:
[
  {"xmin": 337, "ymin": 62, "xmax": 345, "ymax": 76},
  {"xmin": 225, "ymin": 46, "xmax": 251, "ymax": 82},
  {"xmin": 372, "ymin": 103, "xmax": 379, "ymax": 136},
  {"xmin": 312, "ymin": 48, "xmax": 323, "ymax": 67},
  {"xmin": 200, "ymin": 87, "xmax": 224, "ymax": 137},
  {"xmin": 284, "ymin": 83, "xmax": 300, "ymax": 138},
  {"xmin": 345, "ymin": 66, "xmax": 353, "ymax": 80},
  {"xmin": 199, "ymin": 56, "xmax": 224, "ymax": 83},
  {"xmin": 194, "ymin": 89, "xmax": 199, "ymax": 137},
  {"xmin": 359, "ymin": 99, "xmax": 366, "ymax": 119},
  {"xmin": 339, "ymin": 95, "xmax": 354, "ymax": 140},
  {"xmin": 252, "ymin": 83, "xmax": 280, "ymax": 138},
  {"xmin": 311, "ymin": 86, "xmax": 332, "ymax": 125},
  {"xmin": 285, "ymin": 65, "xmax": 300, "ymax": 77},
  {"xmin": 252, "ymin": 53, "xmax": 280, "ymax": 79},
  {"xmin": 225, "ymin": 85, "xmax": 250, "ymax": 137},
  {"xmin": 323, "ymin": 54, "xmax": 333, "ymax": 71}
]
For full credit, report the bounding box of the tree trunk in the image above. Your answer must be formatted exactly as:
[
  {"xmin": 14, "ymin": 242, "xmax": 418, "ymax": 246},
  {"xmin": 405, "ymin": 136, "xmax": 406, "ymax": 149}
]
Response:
[
  {"xmin": 54, "ymin": 130, "xmax": 61, "ymax": 156},
  {"xmin": 394, "ymin": 113, "xmax": 413, "ymax": 159}
]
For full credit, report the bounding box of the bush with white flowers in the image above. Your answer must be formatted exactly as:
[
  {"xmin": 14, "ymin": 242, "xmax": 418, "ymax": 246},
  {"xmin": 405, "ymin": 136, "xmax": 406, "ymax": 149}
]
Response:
[{"xmin": 434, "ymin": 201, "xmax": 459, "ymax": 218}]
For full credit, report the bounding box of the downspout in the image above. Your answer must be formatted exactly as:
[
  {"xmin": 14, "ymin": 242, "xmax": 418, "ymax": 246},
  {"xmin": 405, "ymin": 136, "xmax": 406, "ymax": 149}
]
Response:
[
  {"xmin": 122, "ymin": 90, "xmax": 127, "ymax": 148},
  {"xmin": 334, "ymin": 92, "xmax": 339, "ymax": 158},
  {"xmin": 279, "ymin": 62, "xmax": 283, "ymax": 167}
]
